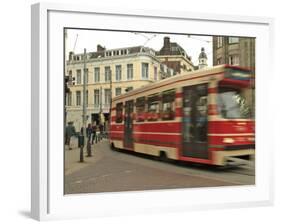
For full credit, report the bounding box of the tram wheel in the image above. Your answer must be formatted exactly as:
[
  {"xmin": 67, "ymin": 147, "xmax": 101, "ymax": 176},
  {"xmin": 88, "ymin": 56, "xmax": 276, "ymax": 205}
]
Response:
[
  {"xmin": 110, "ymin": 143, "xmax": 116, "ymax": 150},
  {"xmin": 159, "ymin": 151, "xmax": 169, "ymax": 162}
]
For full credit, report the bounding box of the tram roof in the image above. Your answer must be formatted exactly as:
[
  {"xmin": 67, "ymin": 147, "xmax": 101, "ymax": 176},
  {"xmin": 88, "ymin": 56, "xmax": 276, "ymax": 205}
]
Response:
[{"xmin": 112, "ymin": 64, "xmax": 252, "ymax": 102}]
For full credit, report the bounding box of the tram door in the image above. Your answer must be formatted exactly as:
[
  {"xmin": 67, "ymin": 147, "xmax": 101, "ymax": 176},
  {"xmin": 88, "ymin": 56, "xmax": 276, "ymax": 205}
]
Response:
[
  {"xmin": 182, "ymin": 84, "xmax": 208, "ymax": 159},
  {"xmin": 124, "ymin": 100, "xmax": 134, "ymax": 149}
]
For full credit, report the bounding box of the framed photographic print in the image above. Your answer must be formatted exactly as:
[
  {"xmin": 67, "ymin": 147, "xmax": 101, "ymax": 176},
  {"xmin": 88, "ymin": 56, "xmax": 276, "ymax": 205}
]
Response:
[{"xmin": 31, "ymin": 2, "xmax": 274, "ymax": 221}]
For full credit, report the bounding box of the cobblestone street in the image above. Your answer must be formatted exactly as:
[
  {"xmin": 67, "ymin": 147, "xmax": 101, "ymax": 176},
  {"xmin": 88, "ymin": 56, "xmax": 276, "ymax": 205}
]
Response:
[{"xmin": 64, "ymin": 139, "xmax": 254, "ymax": 194}]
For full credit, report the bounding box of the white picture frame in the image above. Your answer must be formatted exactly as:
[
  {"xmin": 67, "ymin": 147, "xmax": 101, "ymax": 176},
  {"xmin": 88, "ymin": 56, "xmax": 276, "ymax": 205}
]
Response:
[{"xmin": 31, "ymin": 2, "xmax": 274, "ymax": 221}]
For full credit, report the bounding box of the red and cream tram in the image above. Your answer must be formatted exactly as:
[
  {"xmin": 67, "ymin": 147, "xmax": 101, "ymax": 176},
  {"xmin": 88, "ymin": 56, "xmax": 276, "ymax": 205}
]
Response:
[{"xmin": 109, "ymin": 65, "xmax": 255, "ymax": 166}]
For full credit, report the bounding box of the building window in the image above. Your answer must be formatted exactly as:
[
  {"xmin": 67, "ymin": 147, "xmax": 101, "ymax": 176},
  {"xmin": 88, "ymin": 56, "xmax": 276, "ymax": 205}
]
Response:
[
  {"xmin": 228, "ymin": 37, "xmax": 239, "ymax": 44},
  {"xmin": 229, "ymin": 55, "xmax": 239, "ymax": 66},
  {"xmin": 142, "ymin": 63, "xmax": 149, "ymax": 79},
  {"xmin": 104, "ymin": 89, "xmax": 111, "ymax": 105},
  {"xmin": 126, "ymin": 87, "xmax": 133, "ymax": 92},
  {"xmin": 217, "ymin": 37, "xmax": 223, "ymax": 48},
  {"xmin": 67, "ymin": 92, "xmax": 72, "ymax": 106},
  {"xmin": 217, "ymin": 58, "xmax": 222, "ymax": 65},
  {"xmin": 115, "ymin": 87, "xmax": 121, "ymax": 96},
  {"xmin": 76, "ymin": 69, "xmax": 81, "ymax": 84},
  {"xmin": 127, "ymin": 64, "xmax": 133, "ymax": 80},
  {"xmin": 76, "ymin": 91, "xmax": 81, "ymax": 106},
  {"xmin": 94, "ymin": 67, "xmax": 100, "ymax": 83},
  {"xmin": 116, "ymin": 65, "xmax": 122, "ymax": 81},
  {"xmin": 105, "ymin": 66, "xmax": 111, "ymax": 82},
  {"xmin": 116, "ymin": 103, "xmax": 123, "ymax": 123},
  {"xmin": 94, "ymin": 89, "xmax": 100, "ymax": 106}
]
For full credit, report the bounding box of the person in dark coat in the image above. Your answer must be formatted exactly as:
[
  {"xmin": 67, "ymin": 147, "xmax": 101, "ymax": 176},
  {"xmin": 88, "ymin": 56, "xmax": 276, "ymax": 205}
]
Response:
[
  {"xmin": 65, "ymin": 122, "xmax": 76, "ymax": 150},
  {"xmin": 86, "ymin": 123, "xmax": 93, "ymax": 141},
  {"xmin": 91, "ymin": 124, "xmax": 97, "ymax": 144}
]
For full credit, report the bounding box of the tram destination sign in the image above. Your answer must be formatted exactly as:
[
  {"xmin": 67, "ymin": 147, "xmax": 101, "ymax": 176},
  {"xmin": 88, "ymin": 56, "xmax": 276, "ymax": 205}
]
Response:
[{"xmin": 225, "ymin": 68, "xmax": 253, "ymax": 80}]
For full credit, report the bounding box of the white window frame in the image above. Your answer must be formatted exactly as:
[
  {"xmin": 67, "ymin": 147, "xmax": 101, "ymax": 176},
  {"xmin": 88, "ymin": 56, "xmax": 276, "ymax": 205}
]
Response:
[{"xmin": 32, "ymin": 3, "xmax": 274, "ymax": 221}]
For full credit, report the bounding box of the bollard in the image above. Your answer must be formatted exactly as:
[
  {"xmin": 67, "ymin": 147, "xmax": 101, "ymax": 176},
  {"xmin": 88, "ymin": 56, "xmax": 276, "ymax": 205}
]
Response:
[
  {"xmin": 79, "ymin": 146, "xmax": 84, "ymax": 162},
  {"xmin": 78, "ymin": 135, "xmax": 84, "ymax": 162},
  {"xmin": 86, "ymin": 139, "xmax": 92, "ymax": 157}
]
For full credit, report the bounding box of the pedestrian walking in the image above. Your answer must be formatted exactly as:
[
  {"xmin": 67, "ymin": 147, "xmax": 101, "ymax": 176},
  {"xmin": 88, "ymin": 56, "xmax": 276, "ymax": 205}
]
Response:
[
  {"xmin": 86, "ymin": 123, "xmax": 93, "ymax": 142},
  {"xmin": 99, "ymin": 123, "xmax": 104, "ymax": 140},
  {"xmin": 91, "ymin": 124, "xmax": 97, "ymax": 144},
  {"xmin": 65, "ymin": 121, "xmax": 76, "ymax": 150},
  {"xmin": 96, "ymin": 126, "xmax": 101, "ymax": 142},
  {"xmin": 86, "ymin": 138, "xmax": 92, "ymax": 157}
]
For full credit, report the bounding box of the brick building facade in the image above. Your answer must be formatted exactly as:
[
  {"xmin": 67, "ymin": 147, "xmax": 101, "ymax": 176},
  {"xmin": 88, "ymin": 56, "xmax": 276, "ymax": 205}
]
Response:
[{"xmin": 212, "ymin": 36, "xmax": 255, "ymax": 71}]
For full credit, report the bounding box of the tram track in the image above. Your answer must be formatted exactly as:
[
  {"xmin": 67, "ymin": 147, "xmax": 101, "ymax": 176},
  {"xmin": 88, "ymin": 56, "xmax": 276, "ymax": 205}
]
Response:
[
  {"xmin": 227, "ymin": 167, "xmax": 255, "ymax": 176},
  {"xmin": 215, "ymin": 163, "xmax": 255, "ymax": 177}
]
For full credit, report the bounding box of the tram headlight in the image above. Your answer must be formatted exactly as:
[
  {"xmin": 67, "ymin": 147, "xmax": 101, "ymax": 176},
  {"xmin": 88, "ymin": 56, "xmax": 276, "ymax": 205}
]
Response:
[{"xmin": 223, "ymin": 138, "xmax": 235, "ymax": 144}]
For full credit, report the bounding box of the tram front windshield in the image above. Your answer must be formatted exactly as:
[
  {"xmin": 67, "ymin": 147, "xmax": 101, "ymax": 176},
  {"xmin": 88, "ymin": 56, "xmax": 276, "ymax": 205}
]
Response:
[{"xmin": 217, "ymin": 87, "xmax": 252, "ymax": 119}]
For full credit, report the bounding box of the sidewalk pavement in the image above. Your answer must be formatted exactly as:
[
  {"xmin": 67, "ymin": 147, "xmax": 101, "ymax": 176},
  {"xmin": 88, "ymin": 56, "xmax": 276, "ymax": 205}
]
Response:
[{"xmin": 64, "ymin": 139, "xmax": 107, "ymax": 176}]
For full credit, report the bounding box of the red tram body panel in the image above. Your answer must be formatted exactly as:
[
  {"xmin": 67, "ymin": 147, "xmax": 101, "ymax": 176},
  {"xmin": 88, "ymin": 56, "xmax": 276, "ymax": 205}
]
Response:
[{"xmin": 109, "ymin": 65, "xmax": 255, "ymax": 166}]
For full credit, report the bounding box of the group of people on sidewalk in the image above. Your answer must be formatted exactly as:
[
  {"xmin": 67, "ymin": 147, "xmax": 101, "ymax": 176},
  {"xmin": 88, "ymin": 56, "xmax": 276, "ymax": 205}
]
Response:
[
  {"xmin": 83, "ymin": 123, "xmax": 106, "ymax": 145},
  {"xmin": 65, "ymin": 121, "xmax": 107, "ymax": 150}
]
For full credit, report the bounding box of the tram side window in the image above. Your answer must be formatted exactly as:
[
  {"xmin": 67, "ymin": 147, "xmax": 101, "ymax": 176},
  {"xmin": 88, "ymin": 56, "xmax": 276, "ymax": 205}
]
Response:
[
  {"xmin": 162, "ymin": 90, "xmax": 175, "ymax": 120},
  {"xmin": 195, "ymin": 85, "xmax": 208, "ymax": 142},
  {"xmin": 116, "ymin": 103, "xmax": 123, "ymax": 123},
  {"xmin": 136, "ymin": 97, "xmax": 146, "ymax": 122},
  {"xmin": 147, "ymin": 94, "xmax": 159, "ymax": 121}
]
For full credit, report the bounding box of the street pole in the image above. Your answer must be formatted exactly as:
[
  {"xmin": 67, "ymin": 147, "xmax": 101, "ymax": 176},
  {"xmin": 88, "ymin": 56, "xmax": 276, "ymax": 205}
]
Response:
[
  {"xmin": 64, "ymin": 29, "xmax": 68, "ymax": 145},
  {"xmin": 109, "ymin": 69, "xmax": 113, "ymax": 138},
  {"xmin": 80, "ymin": 48, "xmax": 87, "ymax": 162},
  {"xmin": 109, "ymin": 69, "xmax": 112, "ymax": 112},
  {"xmin": 98, "ymin": 85, "xmax": 102, "ymax": 142}
]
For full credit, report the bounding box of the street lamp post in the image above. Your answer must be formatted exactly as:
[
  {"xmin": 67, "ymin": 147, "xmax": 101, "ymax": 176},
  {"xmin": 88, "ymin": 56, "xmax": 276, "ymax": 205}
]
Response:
[
  {"xmin": 109, "ymin": 69, "xmax": 113, "ymax": 113},
  {"xmin": 80, "ymin": 48, "xmax": 87, "ymax": 162},
  {"xmin": 108, "ymin": 69, "xmax": 113, "ymax": 138}
]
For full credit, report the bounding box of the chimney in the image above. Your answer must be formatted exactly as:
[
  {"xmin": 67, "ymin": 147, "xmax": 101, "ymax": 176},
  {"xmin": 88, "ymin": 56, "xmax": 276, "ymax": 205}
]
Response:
[
  {"xmin": 97, "ymin": 44, "xmax": 105, "ymax": 52},
  {"xmin": 164, "ymin": 37, "xmax": 170, "ymax": 48},
  {"xmin": 68, "ymin": 51, "xmax": 74, "ymax": 61}
]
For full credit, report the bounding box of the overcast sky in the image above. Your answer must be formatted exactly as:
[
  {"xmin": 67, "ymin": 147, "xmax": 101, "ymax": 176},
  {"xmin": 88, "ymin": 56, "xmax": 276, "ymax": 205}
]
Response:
[{"xmin": 65, "ymin": 29, "xmax": 213, "ymax": 66}]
